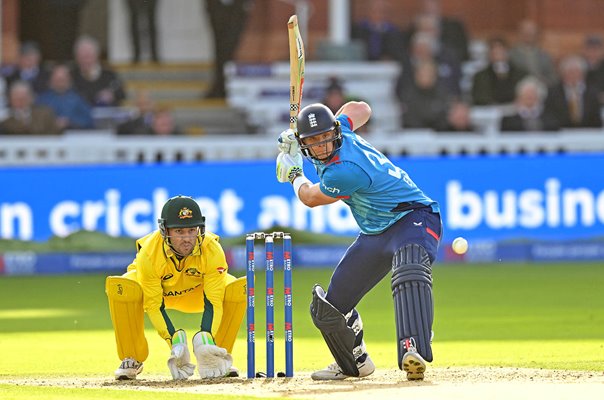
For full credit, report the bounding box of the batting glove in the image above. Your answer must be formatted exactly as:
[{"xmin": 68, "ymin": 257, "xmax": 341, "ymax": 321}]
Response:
[
  {"xmin": 277, "ymin": 128, "xmax": 300, "ymax": 156},
  {"xmin": 276, "ymin": 152, "xmax": 303, "ymax": 183}
]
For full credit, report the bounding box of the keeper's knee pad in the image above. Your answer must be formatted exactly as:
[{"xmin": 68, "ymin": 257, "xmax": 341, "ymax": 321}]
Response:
[
  {"xmin": 215, "ymin": 274, "xmax": 246, "ymax": 354},
  {"xmin": 391, "ymin": 244, "xmax": 434, "ymax": 366},
  {"xmin": 106, "ymin": 276, "xmax": 149, "ymax": 362}
]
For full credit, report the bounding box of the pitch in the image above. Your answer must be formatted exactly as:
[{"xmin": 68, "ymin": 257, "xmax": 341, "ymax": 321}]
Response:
[{"xmin": 0, "ymin": 263, "xmax": 603, "ymax": 399}]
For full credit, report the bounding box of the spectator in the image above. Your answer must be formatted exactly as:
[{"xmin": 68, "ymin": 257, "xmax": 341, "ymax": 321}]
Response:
[
  {"xmin": 71, "ymin": 35, "xmax": 126, "ymax": 106},
  {"xmin": 544, "ymin": 55, "xmax": 602, "ymax": 129},
  {"xmin": 500, "ymin": 76, "xmax": 559, "ymax": 132},
  {"xmin": 0, "ymin": 81, "xmax": 61, "ymax": 135},
  {"xmin": 321, "ymin": 77, "xmax": 348, "ymax": 114},
  {"xmin": 471, "ymin": 37, "xmax": 527, "ymax": 105},
  {"xmin": 321, "ymin": 77, "xmax": 369, "ymax": 134},
  {"xmin": 400, "ymin": 61, "xmax": 450, "ymax": 130},
  {"xmin": 125, "ymin": 0, "xmax": 160, "ymax": 63},
  {"xmin": 116, "ymin": 90, "xmax": 155, "ymax": 135},
  {"xmin": 438, "ymin": 101, "xmax": 477, "ymax": 132},
  {"xmin": 407, "ymin": 0, "xmax": 470, "ymax": 62},
  {"xmin": 204, "ymin": 0, "xmax": 252, "ymax": 98},
  {"xmin": 582, "ymin": 34, "xmax": 604, "ymax": 103},
  {"xmin": 351, "ymin": 0, "xmax": 404, "ymax": 61},
  {"xmin": 3, "ymin": 41, "xmax": 50, "ymax": 97},
  {"xmin": 396, "ymin": 32, "xmax": 461, "ymax": 99},
  {"xmin": 36, "ymin": 64, "xmax": 94, "ymax": 130},
  {"xmin": 509, "ymin": 20, "xmax": 558, "ymax": 87},
  {"xmin": 149, "ymin": 107, "xmax": 182, "ymax": 136}
]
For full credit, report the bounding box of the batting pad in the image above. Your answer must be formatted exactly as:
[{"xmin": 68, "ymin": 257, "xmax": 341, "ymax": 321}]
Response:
[
  {"xmin": 106, "ymin": 276, "xmax": 149, "ymax": 362},
  {"xmin": 215, "ymin": 275, "xmax": 246, "ymax": 354},
  {"xmin": 310, "ymin": 284, "xmax": 360, "ymax": 377},
  {"xmin": 391, "ymin": 244, "xmax": 434, "ymax": 366}
]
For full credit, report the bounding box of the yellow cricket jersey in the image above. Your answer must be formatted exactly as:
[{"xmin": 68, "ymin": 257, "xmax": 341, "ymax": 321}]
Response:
[{"xmin": 126, "ymin": 230, "xmax": 229, "ymax": 345}]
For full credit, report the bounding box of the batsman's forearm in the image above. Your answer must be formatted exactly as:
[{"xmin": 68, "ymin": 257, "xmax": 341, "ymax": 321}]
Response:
[
  {"xmin": 292, "ymin": 175, "xmax": 311, "ymax": 203},
  {"xmin": 294, "ymin": 178, "xmax": 339, "ymax": 207}
]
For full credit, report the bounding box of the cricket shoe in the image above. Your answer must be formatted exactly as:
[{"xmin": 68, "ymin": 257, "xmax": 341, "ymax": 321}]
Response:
[
  {"xmin": 402, "ymin": 338, "xmax": 426, "ymax": 381},
  {"xmin": 115, "ymin": 358, "xmax": 144, "ymax": 380},
  {"xmin": 311, "ymin": 354, "xmax": 375, "ymax": 381}
]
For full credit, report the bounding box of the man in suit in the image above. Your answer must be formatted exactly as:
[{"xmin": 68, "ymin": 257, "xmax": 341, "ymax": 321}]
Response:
[
  {"xmin": 501, "ymin": 77, "xmax": 559, "ymax": 132},
  {"xmin": 544, "ymin": 55, "xmax": 602, "ymax": 129},
  {"xmin": 4, "ymin": 42, "xmax": 50, "ymax": 97},
  {"xmin": 472, "ymin": 37, "xmax": 527, "ymax": 105}
]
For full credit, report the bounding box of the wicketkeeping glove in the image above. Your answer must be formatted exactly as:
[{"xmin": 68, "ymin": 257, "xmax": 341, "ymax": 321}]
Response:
[
  {"xmin": 193, "ymin": 331, "xmax": 233, "ymax": 379},
  {"xmin": 276, "ymin": 152, "xmax": 303, "ymax": 183},
  {"xmin": 277, "ymin": 128, "xmax": 300, "ymax": 156},
  {"xmin": 167, "ymin": 329, "xmax": 196, "ymax": 380}
]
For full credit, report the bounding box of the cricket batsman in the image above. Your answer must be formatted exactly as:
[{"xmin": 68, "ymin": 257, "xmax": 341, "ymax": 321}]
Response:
[
  {"xmin": 105, "ymin": 195, "xmax": 246, "ymax": 380},
  {"xmin": 276, "ymin": 101, "xmax": 442, "ymax": 380}
]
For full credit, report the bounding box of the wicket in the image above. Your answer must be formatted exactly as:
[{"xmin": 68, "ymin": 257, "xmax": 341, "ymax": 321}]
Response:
[{"xmin": 246, "ymin": 232, "xmax": 294, "ymax": 378}]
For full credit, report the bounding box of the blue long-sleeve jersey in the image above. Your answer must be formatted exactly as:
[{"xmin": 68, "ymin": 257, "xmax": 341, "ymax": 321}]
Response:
[{"xmin": 314, "ymin": 114, "xmax": 439, "ymax": 234}]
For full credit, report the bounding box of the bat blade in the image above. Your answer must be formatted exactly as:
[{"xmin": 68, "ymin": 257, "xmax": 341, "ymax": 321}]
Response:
[{"xmin": 288, "ymin": 15, "xmax": 305, "ymax": 131}]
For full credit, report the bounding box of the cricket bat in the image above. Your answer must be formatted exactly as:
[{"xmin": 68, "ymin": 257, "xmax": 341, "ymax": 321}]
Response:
[{"xmin": 288, "ymin": 15, "xmax": 305, "ymax": 130}]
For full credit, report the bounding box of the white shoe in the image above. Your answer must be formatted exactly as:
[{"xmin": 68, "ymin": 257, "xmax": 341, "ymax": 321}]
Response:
[
  {"xmin": 402, "ymin": 340, "xmax": 426, "ymax": 381},
  {"xmin": 311, "ymin": 354, "xmax": 375, "ymax": 381},
  {"xmin": 115, "ymin": 358, "xmax": 144, "ymax": 380}
]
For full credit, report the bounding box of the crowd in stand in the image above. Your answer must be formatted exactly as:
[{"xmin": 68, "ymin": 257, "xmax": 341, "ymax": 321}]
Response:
[
  {"xmin": 351, "ymin": 0, "xmax": 604, "ymax": 133},
  {"xmin": 0, "ymin": 35, "xmax": 179, "ymax": 136},
  {"xmin": 2, "ymin": 0, "xmax": 604, "ymax": 136}
]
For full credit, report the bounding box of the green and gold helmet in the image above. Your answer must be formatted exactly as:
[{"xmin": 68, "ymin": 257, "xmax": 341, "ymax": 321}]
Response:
[{"xmin": 158, "ymin": 195, "xmax": 205, "ymax": 238}]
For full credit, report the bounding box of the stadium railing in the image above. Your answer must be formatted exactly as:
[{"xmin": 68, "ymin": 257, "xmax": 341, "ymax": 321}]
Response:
[{"xmin": 1, "ymin": 128, "xmax": 603, "ymax": 166}]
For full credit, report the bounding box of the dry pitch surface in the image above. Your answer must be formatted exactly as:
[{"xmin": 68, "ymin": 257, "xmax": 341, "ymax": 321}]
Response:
[{"xmin": 4, "ymin": 367, "xmax": 603, "ymax": 400}]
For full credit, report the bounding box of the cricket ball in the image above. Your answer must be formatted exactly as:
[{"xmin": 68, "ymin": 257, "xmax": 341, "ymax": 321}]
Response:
[{"xmin": 452, "ymin": 237, "xmax": 468, "ymax": 255}]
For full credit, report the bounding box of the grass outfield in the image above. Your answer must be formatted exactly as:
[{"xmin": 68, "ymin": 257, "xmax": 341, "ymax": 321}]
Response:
[{"xmin": 0, "ymin": 262, "xmax": 603, "ymax": 399}]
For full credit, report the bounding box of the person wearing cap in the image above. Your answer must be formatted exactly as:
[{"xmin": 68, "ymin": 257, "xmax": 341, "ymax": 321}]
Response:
[{"xmin": 105, "ymin": 195, "xmax": 245, "ymax": 381}]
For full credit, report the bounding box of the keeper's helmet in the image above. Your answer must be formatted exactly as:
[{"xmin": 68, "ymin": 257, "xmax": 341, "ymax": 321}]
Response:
[
  {"xmin": 295, "ymin": 103, "xmax": 342, "ymax": 162},
  {"xmin": 158, "ymin": 196, "xmax": 205, "ymax": 253}
]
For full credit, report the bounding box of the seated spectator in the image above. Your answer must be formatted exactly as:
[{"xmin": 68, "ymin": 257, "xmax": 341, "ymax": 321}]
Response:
[
  {"xmin": 321, "ymin": 77, "xmax": 369, "ymax": 134},
  {"xmin": 509, "ymin": 20, "xmax": 558, "ymax": 87},
  {"xmin": 322, "ymin": 77, "xmax": 347, "ymax": 114},
  {"xmin": 582, "ymin": 34, "xmax": 604, "ymax": 103},
  {"xmin": 0, "ymin": 81, "xmax": 61, "ymax": 135},
  {"xmin": 471, "ymin": 37, "xmax": 527, "ymax": 105},
  {"xmin": 351, "ymin": 0, "xmax": 404, "ymax": 61},
  {"xmin": 438, "ymin": 101, "xmax": 478, "ymax": 132},
  {"xmin": 149, "ymin": 106, "xmax": 181, "ymax": 136},
  {"xmin": 71, "ymin": 35, "xmax": 126, "ymax": 106},
  {"xmin": 544, "ymin": 55, "xmax": 602, "ymax": 129},
  {"xmin": 407, "ymin": 0, "xmax": 470, "ymax": 62},
  {"xmin": 500, "ymin": 76, "xmax": 559, "ymax": 132},
  {"xmin": 36, "ymin": 64, "xmax": 94, "ymax": 130},
  {"xmin": 396, "ymin": 32, "xmax": 461, "ymax": 99},
  {"xmin": 3, "ymin": 41, "xmax": 50, "ymax": 97},
  {"xmin": 400, "ymin": 61, "xmax": 449, "ymax": 130},
  {"xmin": 116, "ymin": 90, "xmax": 155, "ymax": 135}
]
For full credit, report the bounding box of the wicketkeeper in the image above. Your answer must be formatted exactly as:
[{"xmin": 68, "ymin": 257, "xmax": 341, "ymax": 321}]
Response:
[{"xmin": 105, "ymin": 195, "xmax": 246, "ymax": 380}]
